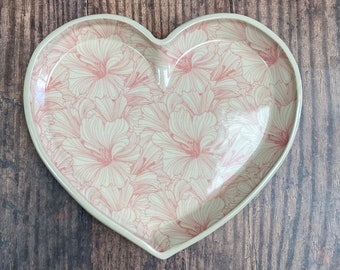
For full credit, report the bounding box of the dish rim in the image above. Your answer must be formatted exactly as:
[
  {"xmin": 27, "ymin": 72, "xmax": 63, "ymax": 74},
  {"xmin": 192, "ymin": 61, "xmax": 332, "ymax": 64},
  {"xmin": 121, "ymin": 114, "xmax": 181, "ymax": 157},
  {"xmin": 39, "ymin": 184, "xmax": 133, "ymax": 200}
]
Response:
[{"xmin": 23, "ymin": 13, "xmax": 302, "ymax": 260}]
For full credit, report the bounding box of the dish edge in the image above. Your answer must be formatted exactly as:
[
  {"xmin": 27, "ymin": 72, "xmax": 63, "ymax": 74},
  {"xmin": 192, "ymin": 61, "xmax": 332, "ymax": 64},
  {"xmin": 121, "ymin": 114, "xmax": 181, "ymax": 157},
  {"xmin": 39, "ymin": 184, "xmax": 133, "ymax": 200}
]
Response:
[{"xmin": 23, "ymin": 13, "xmax": 303, "ymax": 260}]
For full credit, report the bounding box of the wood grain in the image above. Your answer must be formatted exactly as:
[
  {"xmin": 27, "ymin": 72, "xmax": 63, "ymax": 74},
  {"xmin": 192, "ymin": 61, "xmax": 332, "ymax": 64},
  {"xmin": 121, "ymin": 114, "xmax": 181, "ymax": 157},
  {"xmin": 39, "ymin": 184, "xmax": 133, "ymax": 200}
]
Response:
[{"xmin": 0, "ymin": 0, "xmax": 339, "ymax": 269}]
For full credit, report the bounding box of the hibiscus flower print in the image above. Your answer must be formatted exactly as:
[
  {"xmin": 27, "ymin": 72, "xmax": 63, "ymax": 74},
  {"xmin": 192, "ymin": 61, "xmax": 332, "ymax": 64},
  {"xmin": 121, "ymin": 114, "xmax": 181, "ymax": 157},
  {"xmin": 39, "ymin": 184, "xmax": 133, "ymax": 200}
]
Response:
[
  {"xmin": 139, "ymin": 93, "xmax": 183, "ymax": 133},
  {"xmin": 209, "ymin": 48, "xmax": 246, "ymax": 101},
  {"xmin": 220, "ymin": 161, "xmax": 273, "ymax": 212},
  {"xmin": 146, "ymin": 180, "xmax": 193, "ymax": 229},
  {"xmin": 32, "ymin": 23, "xmax": 85, "ymax": 78},
  {"xmin": 131, "ymin": 141, "xmax": 163, "ymax": 175},
  {"xmin": 86, "ymin": 19, "xmax": 119, "ymax": 39},
  {"xmin": 50, "ymin": 146, "xmax": 74, "ymax": 177},
  {"xmin": 167, "ymin": 44, "xmax": 217, "ymax": 93},
  {"xmin": 180, "ymin": 90, "xmax": 216, "ymax": 115},
  {"xmin": 165, "ymin": 28, "xmax": 209, "ymax": 61},
  {"xmin": 258, "ymin": 101, "xmax": 296, "ymax": 164},
  {"xmin": 143, "ymin": 46, "xmax": 170, "ymax": 82},
  {"xmin": 50, "ymin": 98, "xmax": 95, "ymax": 139},
  {"xmin": 62, "ymin": 32, "xmax": 133, "ymax": 99},
  {"xmin": 246, "ymin": 25, "xmax": 293, "ymax": 84},
  {"xmin": 224, "ymin": 95, "xmax": 271, "ymax": 147},
  {"xmin": 174, "ymin": 197, "xmax": 225, "ymax": 235},
  {"xmin": 152, "ymin": 109, "xmax": 223, "ymax": 179},
  {"xmin": 272, "ymin": 80, "xmax": 297, "ymax": 107},
  {"xmin": 26, "ymin": 15, "xmax": 302, "ymax": 255},
  {"xmin": 42, "ymin": 65, "xmax": 69, "ymax": 110},
  {"xmin": 84, "ymin": 184, "xmax": 140, "ymax": 234},
  {"xmin": 90, "ymin": 95, "xmax": 128, "ymax": 122},
  {"xmin": 215, "ymin": 20, "xmax": 248, "ymax": 42},
  {"xmin": 155, "ymin": 197, "xmax": 225, "ymax": 249},
  {"xmin": 62, "ymin": 116, "xmax": 140, "ymax": 188},
  {"xmin": 211, "ymin": 135, "xmax": 256, "ymax": 192},
  {"xmin": 259, "ymin": 45, "xmax": 292, "ymax": 85},
  {"xmin": 231, "ymin": 41, "xmax": 270, "ymax": 85},
  {"xmin": 122, "ymin": 55, "xmax": 158, "ymax": 106}
]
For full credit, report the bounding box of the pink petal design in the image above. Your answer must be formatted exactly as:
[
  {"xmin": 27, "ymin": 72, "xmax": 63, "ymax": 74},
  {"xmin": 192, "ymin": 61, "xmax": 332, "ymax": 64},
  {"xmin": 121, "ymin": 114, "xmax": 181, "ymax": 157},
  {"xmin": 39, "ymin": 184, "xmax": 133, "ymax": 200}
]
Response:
[
  {"xmin": 42, "ymin": 66, "xmax": 69, "ymax": 110},
  {"xmin": 131, "ymin": 141, "xmax": 163, "ymax": 175},
  {"xmin": 231, "ymin": 41, "xmax": 270, "ymax": 85},
  {"xmin": 209, "ymin": 47, "xmax": 247, "ymax": 101},
  {"xmin": 27, "ymin": 16, "xmax": 299, "ymax": 254},
  {"xmin": 113, "ymin": 208, "xmax": 138, "ymax": 233},
  {"xmin": 62, "ymin": 117, "xmax": 140, "ymax": 188},
  {"xmin": 146, "ymin": 181, "xmax": 193, "ymax": 228},
  {"xmin": 62, "ymin": 34, "xmax": 133, "ymax": 99},
  {"xmin": 258, "ymin": 101, "xmax": 296, "ymax": 164},
  {"xmin": 165, "ymin": 28, "xmax": 209, "ymax": 61},
  {"xmin": 86, "ymin": 19, "xmax": 120, "ymax": 39},
  {"xmin": 272, "ymin": 80, "xmax": 297, "ymax": 107},
  {"xmin": 246, "ymin": 25, "xmax": 293, "ymax": 84},
  {"xmin": 180, "ymin": 90, "xmax": 216, "ymax": 115},
  {"xmin": 122, "ymin": 53, "xmax": 159, "ymax": 106},
  {"xmin": 215, "ymin": 20, "xmax": 248, "ymax": 42},
  {"xmin": 177, "ymin": 198, "xmax": 225, "ymax": 231},
  {"xmin": 155, "ymin": 198, "xmax": 225, "ymax": 248},
  {"xmin": 50, "ymin": 98, "xmax": 95, "ymax": 139},
  {"xmin": 152, "ymin": 110, "xmax": 222, "ymax": 179},
  {"xmin": 100, "ymin": 183, "xmax": 134, "ymax": 211},
  {"xmin": 140, "ymin": 93, "xmax": 183, "ymax": 132},
  {"xmin": 167, "ymin": 44, "xmax": 218, "ymax": 94},
  {"xmin": 130, "ymin": 172, "xmax": 160, "ymax": 195},
  {"xmin": 91, "ymin": 95, "xmax": 128, "ymax": 122}
]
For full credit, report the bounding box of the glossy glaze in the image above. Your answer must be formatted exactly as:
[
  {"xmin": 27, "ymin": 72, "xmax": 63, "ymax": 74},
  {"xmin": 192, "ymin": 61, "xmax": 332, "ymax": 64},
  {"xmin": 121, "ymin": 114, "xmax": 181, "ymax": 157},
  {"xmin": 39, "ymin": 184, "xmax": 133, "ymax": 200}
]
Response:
[{"xmin": 24, "ymin": 14, "xmax": 301, "ymax": 259}]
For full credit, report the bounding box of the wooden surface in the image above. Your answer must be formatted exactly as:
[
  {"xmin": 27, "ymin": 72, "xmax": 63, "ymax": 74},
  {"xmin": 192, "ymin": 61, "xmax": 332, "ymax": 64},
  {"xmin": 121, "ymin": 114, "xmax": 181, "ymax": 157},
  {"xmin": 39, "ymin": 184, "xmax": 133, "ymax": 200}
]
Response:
[{"xmin": 1, "ymin": 0, "xmax": 339, "ymax": 269}]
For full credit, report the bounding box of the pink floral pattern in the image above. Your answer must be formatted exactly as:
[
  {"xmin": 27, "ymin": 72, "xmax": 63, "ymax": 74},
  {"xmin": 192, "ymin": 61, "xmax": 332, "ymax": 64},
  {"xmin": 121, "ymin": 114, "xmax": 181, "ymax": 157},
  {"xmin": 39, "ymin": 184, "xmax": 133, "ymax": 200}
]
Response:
[{"xmin": 27, "ymin": 17, "xmax": 299, "ymax": 253}]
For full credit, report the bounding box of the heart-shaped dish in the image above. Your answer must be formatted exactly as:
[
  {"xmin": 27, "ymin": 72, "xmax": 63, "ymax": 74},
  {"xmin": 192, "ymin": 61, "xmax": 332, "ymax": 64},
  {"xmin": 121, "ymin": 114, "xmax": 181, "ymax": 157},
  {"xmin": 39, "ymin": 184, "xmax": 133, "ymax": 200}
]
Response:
[{"xmin": 24, "ymin": 14, "xmax": 302, "ymax": 259}]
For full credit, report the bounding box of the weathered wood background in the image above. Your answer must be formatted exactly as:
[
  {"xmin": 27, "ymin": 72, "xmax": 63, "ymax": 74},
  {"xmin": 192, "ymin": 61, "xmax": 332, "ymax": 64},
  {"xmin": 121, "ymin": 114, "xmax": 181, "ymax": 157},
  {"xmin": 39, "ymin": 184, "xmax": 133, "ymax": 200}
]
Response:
[{"xmin": 1, "ymin": 0, "xmax": 339, "ymax": 269}]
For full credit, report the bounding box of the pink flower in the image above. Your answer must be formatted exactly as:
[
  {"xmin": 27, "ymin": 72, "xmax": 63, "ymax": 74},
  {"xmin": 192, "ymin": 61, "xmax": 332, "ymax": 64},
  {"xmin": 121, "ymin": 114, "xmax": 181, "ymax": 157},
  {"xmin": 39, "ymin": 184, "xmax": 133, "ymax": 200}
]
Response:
[
  {"xmin": 231, "ymin": 41, "xmax": 269, "ymax": 84},
  {"xmin": 259, "ymin": 101, "xmax": 296, "ymax": 163},
  {"xmin": 122, "ymin": 55, "xmax": 158, "ymax": 106},
  {"xmin": 131, "ymin": 141, "xmax": 163, "ymax": 175},
  {"xmin": 272, "ymin": 81, "xmax": 297, "ymax": 107},
  {"xmin": 152, "ymin": 110, "xmax": 222, "ymax": 179},
  {"xmin": 156, "ymin": 198, "xmax": 225, "ymax": 248},
  {"xmin": 215, "ymin": 20, "xmax": 248, "ymax": 42},
  {"xmin": 164, "ymin": 31, "xmax": 216, "ymax": 93},
  {"xmin": 224, "ymin": 95, "xmax": 271, "ymax": 146},
  {"xmin": 139, "ymin": 93, "xmax": 183, "ymax": 133},
  {"xmin": 146, "ymin": 181, "xmax": 193, "ymax": 229},
  {"xmin": 51, "ymin": 98, "xmax": 95, "ymax": 139},
  {"xmin": 84, "ymin": 184, "xmax": 140, "ymax": 233},
  {"xmin": 63, "ymin": 117, "xmax": 140, "ymax": 187},
  {"xmin": 175, "ymin": 197, "xmax": 224, "ymax": 234},
  {"xmin": 179, "ymin": 90, "xmax": 216, "ymax": 115},
  {"xmin": 210, "ymin": 135, "xmax": 256, "ymax": 191},
  {"xmin": 42, "ymin": 65, "xmax": 69, "ymax": 110},
  {"xmin": 167, "ymin": 45, "xmax": 217, "ymax": 93},
  {"xmin": 34, "ymin": 23, "xmax": 85, "ymax": 74},
  {"xmin": 62, "ymin": 33, "xmax": 133, "ymax": 99},
  {"xmin": 221, "ymin": 161, "xmax": 273, "ymax": 212},
  {"xmin": 209, "ymin": 48, "xmax": 246, "ymax": 101},
  {"xmin": 165, "ymin": 28, "xmax": 209, "ymax": 61},
  {"xmin": 246, "ymin": 25, "xmax": 293, "ymax": 84},
  {"xmin": 86, "ymin": 19, "xmax": 119, "ymax": 39},
  {"xmin": 91, "ymin": 95, "xmax": 128, "ymax": 122}
]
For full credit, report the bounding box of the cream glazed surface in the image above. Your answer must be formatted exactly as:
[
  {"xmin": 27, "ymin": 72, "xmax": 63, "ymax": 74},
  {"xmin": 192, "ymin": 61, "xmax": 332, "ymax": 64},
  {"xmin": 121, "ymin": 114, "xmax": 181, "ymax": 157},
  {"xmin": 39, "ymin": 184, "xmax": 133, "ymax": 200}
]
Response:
[{"xmin": 24, "ymin": 14, "xmax": 302, "ymax": 259}]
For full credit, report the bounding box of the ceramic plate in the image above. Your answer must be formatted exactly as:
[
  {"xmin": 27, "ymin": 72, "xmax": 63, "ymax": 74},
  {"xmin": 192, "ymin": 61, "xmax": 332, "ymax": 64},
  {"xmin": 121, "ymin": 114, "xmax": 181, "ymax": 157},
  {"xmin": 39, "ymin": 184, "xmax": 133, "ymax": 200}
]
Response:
[{"xmin": 24, "ymin": 14, "xmax": 302, "ymax": 259}]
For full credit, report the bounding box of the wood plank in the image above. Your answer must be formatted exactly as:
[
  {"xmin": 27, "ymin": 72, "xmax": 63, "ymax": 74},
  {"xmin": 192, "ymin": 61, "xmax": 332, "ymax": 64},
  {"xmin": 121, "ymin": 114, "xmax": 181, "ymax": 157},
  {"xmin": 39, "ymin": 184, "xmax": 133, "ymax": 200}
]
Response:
[
  {"xmin": 234, "ymin": 0, "xmax": 340, "ymax": 269},
  {"xmin": 0, "ymin": 0, "xmax": 339, "ymax": 269},
  {"xmin": 0, "ymin": 1, "xmax": 92, "ymax": 269}
]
